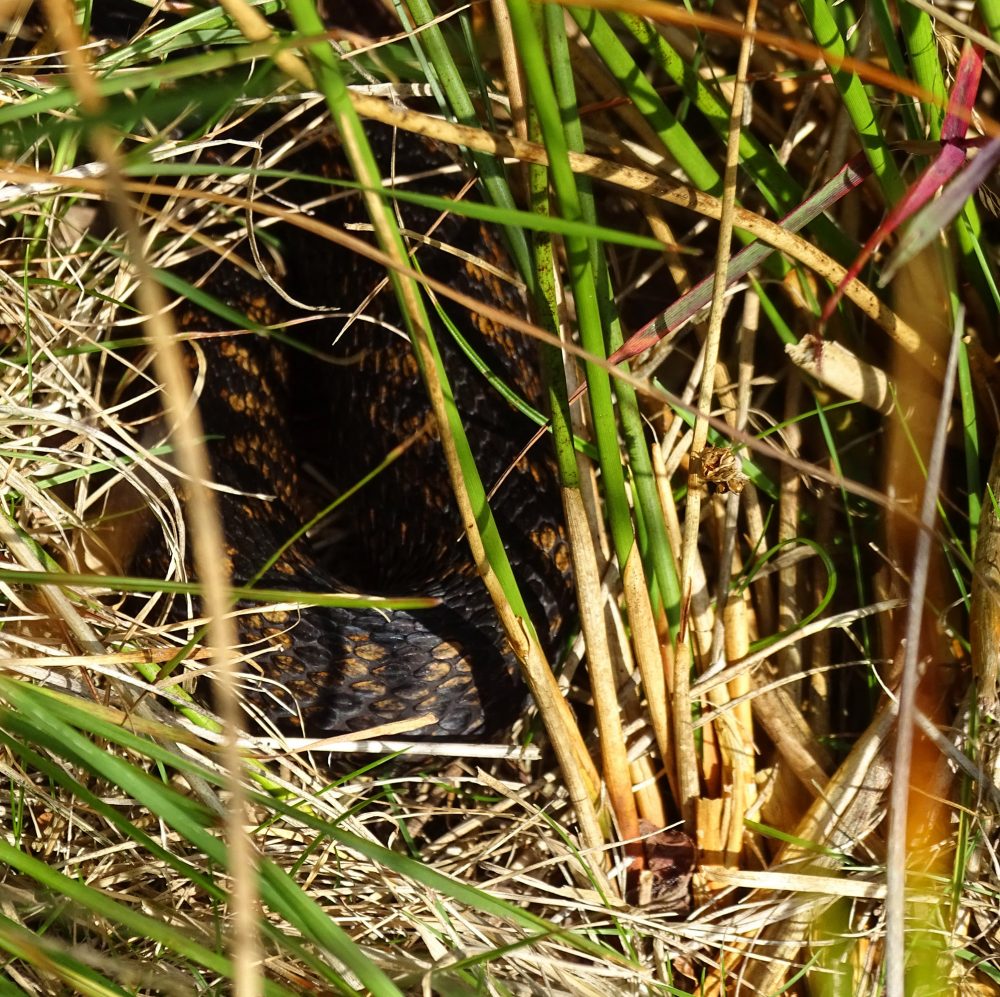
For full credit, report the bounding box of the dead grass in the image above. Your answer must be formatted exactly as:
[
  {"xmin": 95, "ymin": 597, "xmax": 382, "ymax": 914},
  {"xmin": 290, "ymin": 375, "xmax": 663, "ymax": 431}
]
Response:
[{"xmin": 0, "ymin": 1, "xmax": 996, "ymax": 994}]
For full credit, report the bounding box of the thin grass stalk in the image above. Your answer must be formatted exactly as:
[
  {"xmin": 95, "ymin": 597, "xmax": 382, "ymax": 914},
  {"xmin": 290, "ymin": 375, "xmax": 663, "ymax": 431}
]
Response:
[
  {"xmin": 0, "ymin": 568, "xmax": 432, "ymax": 610},
  {"xmin": 543, "ymin": 4, "xmax": 675, "ymax": 782},
  {"xmin": 797, "ymin": 0, "xmax": 905, "ymax": 203},
  {"xmin": 503, "ymin": 5, "xmax": 635, "ymax": 573},
  {"xmin": 806, "ymin": 489, "xmax": 834, "ymax": 740},
  {"xmin": 693, "ymin": 616, "xmax": 724, "ymax": 863},
  {"xmin": 678, "ymin": 0, "xmax": 758, "ymax": 830},
  {"xmin": 720, "ymin": 576, "xmax": 754, "ymax": 863},
  {"xmin": 960, "ymin": 337, "xmax": 984, "ymax": 556},
  {"xmin": 490, "ymin": 0, "xmax": 528, "ymax": 142},
  {"xmin": 884, "ymin": 318, "xmax": 962, "ymax": 997},
  {"xmin": 897, "ymin": 2, "xmax": 948, "ymax": 139},
  {"xmin": 700, "ymin": 568, "xmax": 753, "ymax": 873},
  {"xmin": 519, "ymin": 30, "xmax": 611, "ymax": 831},
  {"xmin": 525, "ymin": 167, "xmax": 578, "ymax": 500},
  {"xmin": 971, "ymin": 440, "xmax": 1000, "ymax": 716},
  {"xmin": 729, "ymin": 291, "xmax": 759, "ymax": 747},
  {"xmin": 776, "ymin": 378, "xmax": 804, "ymax": 681},
  {"xmin": 649, "ymin": 441, "xmax": 686, "ymax": 803},
  {"xmin": 520, "ymin": 76, "xmax": 613, "ymax": 839},
  {"xmin": 867, "ymin": 0, "xmax": 924, "ymax": 138},
  {"xmin": 545, "ymin": 15, "xmax": 682, "ymax": 654},
  {"xmin": 41, "ymin": 2, "xmax": 264, "ymax": 992},
  {"xmin": 698, "ymin": 332, "xmax": 759, "ymax": 865},
  {"xmin": 676, "ymin": 460, "xmax": 720, "ymax": 786},
  {"xmin": 402, "ymin": 0, "xmax": 534, "ymax": 285}
]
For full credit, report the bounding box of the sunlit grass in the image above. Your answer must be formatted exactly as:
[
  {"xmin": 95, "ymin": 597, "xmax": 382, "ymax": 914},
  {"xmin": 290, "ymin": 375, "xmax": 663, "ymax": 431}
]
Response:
[{"xmin": 0, "ymin": 0, "xmax": 995, "ymax": 993}]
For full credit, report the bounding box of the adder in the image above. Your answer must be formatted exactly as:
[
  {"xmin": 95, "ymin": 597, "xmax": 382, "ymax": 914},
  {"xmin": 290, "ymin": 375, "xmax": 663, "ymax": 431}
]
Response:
[{"xmin": 120, "ymin": 5, "xmax": 575, "ymax": 740}]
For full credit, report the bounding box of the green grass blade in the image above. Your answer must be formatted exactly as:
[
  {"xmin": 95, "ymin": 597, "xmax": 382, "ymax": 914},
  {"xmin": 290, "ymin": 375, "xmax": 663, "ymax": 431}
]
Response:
[{"xmin": 798, "ymin": 0, "xmax": 905, "ymax": 203}]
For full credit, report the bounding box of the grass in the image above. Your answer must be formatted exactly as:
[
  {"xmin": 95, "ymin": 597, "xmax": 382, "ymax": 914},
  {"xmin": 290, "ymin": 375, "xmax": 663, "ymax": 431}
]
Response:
[{"xmin": 0, "ymin": 0, "xmax": 996, "ymax": 993}]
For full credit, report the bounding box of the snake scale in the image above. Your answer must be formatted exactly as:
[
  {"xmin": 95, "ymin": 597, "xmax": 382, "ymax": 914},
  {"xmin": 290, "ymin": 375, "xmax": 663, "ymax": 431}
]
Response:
[{"xmin": 126, "ymin": 8, "xmax": 574, "ymax": 739}]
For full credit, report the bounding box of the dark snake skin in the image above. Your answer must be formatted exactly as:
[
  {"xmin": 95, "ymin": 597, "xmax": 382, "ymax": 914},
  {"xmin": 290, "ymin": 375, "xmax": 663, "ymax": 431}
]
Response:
[{"xmin": 155, "ymin": 106, "xmax": 574, "ymax": 738}]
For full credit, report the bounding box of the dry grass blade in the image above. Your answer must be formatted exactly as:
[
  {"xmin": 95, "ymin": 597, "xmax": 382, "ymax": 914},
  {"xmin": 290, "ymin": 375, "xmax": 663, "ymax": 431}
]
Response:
[
  {"xmin": 0, "ymin": 3, "xmax": 997, "ymax": 994},
  {"xmin": 676, "ymin": 0, "xmax": 758, "ymax": 831},
  {"xmin": 347, "ymin": 92, "xmax": 932, "ymax": 361},
  {"xmin": 36, "ymin": 0, "xmax": 263, "ymax": 991}
]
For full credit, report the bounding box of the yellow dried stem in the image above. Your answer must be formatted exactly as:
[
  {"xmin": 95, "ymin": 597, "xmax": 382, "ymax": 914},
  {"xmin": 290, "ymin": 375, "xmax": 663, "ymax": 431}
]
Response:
[{"xmin": 562, "ymin": 482, "xmax": 640, "ymax": 857}]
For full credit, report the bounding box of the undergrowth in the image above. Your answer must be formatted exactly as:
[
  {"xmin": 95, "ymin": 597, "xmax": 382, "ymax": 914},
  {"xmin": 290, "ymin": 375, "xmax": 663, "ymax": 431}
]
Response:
[{"xmin": 0, "ymin": 0, "xmax": 996, "ymax": 994}]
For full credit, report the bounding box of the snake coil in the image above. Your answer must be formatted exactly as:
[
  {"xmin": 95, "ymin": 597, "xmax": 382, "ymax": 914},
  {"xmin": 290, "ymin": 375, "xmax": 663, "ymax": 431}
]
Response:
[{"xmin": 131, "ymin": 92, "xmax": 573, "ymax": 738}]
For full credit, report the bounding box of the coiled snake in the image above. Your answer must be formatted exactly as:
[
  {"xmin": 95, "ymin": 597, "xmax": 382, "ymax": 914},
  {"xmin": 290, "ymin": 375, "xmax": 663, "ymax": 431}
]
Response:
[{"xmin": 132, "ymin": 26, "xmax": 574, "ymax": 739}]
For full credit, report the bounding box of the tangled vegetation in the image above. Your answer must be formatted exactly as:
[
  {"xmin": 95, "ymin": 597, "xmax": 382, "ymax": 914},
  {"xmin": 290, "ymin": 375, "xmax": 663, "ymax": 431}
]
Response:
[{"xmin": 0, "ymin": 0, "xmax": 996, "ymax": 993}]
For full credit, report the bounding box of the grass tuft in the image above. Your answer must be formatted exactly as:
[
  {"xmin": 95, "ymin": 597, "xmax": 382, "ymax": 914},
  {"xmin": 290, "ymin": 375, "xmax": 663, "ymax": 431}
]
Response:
[{"xmin": 0, "ymin": 1, "xmax": 996, "ymax": 993}]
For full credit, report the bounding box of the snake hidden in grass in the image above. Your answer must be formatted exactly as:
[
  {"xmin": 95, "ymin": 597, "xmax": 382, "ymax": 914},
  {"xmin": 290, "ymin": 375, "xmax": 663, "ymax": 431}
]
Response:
[{"xmin": 121, "ymin": 28, "xmax": 575, "ymax": 740}]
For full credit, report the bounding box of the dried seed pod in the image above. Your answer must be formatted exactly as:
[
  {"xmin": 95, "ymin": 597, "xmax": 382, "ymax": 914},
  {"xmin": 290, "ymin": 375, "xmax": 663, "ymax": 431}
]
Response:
[{"xmin": 695, "ymin": 445, "xmax": 749, "ymax": 495}]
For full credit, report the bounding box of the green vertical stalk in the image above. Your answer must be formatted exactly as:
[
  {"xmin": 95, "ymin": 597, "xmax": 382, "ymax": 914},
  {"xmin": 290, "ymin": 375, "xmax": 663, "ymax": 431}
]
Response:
[
  {"xmin": 979, "ymin": 0, "xmax": 1000, "ymax": 39},
  {"xmin": 866, "ymin": 0, "xmax": 924, "ymax": 139},
  {"xmin": 402, "ymin": 0, "xmax": 534, "ymax": 290},
  {"xmin": 897, "ymin": 2, "xmax": 946, "ymax": 139},
  {"xmin": 505, "ymin": 0, "xmax": 636, "ymax": 577},
  {"xmin": 798, "ymin": 0, "xmax": 905, "ymax": 204},
  {"xmin": 571, "ymin": 7, "xmax": 719, "ymax": 194},
  {"xmin": 545, "ymin": 5, "xmax": 680, "ymax": 623}
]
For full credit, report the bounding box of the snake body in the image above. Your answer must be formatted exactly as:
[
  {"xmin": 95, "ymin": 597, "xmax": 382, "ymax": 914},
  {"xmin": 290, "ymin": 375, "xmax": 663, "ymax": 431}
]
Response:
[{"xmin": 160, "ymin": 111, "xmax": 573, "ymax": 738}]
